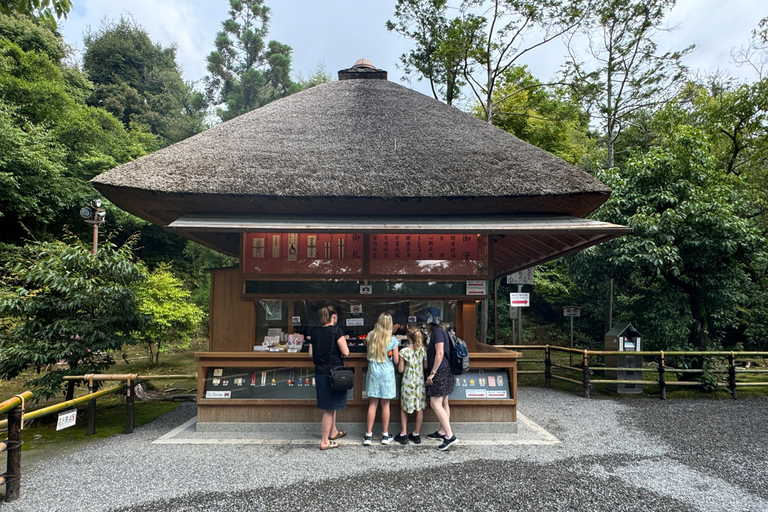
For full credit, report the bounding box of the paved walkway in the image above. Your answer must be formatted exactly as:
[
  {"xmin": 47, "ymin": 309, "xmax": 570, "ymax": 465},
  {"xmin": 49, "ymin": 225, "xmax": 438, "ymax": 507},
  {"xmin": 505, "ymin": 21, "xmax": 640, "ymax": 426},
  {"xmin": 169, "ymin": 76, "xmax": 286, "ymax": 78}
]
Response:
[{"xmin": 2, "ymin": 387, "xmax": 767, "ymax": 512}]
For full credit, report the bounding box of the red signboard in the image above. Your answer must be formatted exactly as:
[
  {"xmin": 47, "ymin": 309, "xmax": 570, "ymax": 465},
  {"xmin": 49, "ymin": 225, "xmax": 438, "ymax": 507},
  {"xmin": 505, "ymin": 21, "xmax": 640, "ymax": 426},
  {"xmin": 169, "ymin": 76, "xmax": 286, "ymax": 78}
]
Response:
[
  {"xmin": 242, "ymin": 233, "xmax": 487, "ymax": 276},
  {"xmin": 370, "ymin": 234, "xmax": 478, "ymax": 261},
  {"xmin": 243, "ymin": 233, "xmax": 364, "ymax": 275}
]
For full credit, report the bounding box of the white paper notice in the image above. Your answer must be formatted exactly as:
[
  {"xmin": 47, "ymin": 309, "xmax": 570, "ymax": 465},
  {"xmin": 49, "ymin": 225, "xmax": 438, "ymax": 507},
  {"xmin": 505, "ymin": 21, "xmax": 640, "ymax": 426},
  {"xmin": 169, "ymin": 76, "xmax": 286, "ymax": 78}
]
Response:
[
  {"xmin": 205, "ymin": 391, "xmax": 231, "ymax": 399},
  {"xmin": 465, "ymin": 389, "xmax": 488, "ymax": 398},
  {"xmin": 56, "ymin": 409, "xmax": 77, "ymax": 431}
]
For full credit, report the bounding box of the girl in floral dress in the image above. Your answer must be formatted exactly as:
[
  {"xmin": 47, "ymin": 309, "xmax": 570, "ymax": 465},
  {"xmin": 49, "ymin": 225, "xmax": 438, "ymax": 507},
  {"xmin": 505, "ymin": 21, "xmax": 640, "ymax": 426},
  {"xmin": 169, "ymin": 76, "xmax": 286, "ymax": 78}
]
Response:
[{"xmin": 394, "ymin": 327, "xmax": 427, "ymax": 445}]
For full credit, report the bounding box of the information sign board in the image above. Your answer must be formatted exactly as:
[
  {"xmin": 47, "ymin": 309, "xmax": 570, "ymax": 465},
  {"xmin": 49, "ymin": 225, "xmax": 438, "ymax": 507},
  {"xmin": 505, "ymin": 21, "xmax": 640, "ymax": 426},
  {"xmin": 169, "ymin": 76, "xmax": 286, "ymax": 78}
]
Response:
[
  {"xmin": 506, "ymin": 268, "xmax": 534, "ymax": 285},
  {"xmin": 56, "ymin": 409, "xmax": 77, "ymax": 431},
  {"xmin": 509, "ymin": 292, "xmax": 530, "ymax": 307}
]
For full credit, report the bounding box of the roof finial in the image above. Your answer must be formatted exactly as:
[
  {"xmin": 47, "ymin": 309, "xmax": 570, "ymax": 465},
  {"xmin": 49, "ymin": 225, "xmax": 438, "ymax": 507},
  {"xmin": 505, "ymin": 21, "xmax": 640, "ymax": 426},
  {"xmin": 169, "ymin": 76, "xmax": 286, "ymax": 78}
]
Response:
[{"xmin": 338, "ymin": 59, "xmax": 387, "ymax": 80}]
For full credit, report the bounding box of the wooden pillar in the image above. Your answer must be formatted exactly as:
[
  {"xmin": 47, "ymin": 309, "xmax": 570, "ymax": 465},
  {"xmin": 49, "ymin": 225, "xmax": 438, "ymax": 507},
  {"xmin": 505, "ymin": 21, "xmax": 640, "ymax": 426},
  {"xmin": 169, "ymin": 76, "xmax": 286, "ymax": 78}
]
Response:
[
  {"xmin": 125, "ymin": 379, "xmax": 135, "ymax": 434},
  {"xmin": 87, "ymin": 379, "xmax": 98, "ymax": 436},
  {"xmin": 4, "ymin": 407, "xmax": 22, "ymax": 501}
]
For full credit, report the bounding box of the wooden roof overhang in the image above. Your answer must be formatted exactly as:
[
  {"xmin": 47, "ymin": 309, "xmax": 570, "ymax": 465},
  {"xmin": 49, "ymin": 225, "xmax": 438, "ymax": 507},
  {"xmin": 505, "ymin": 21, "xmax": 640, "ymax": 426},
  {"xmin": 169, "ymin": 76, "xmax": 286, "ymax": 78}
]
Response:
[{"xmin": 167, "ymin": 214, "xmax": 632, "ymax": 279}]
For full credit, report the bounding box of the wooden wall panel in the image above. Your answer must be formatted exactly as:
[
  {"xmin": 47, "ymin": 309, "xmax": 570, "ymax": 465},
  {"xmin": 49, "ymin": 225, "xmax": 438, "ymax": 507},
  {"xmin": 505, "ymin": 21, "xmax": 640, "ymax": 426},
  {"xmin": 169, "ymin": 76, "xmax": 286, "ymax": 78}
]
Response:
[
  {"xmin": 460, "ymin": 302, "xmax": 478, "ymax": 351},
  {"xmin": 209, "ymin": 268, "xmax": 255, "ymax": 351}
]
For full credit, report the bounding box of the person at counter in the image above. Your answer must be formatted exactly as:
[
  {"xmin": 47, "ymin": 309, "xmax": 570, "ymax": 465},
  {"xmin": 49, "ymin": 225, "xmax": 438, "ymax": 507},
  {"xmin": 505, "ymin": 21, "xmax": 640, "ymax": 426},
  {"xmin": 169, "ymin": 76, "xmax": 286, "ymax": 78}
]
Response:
[
  {"xmin": 308, "ymin": 305, "xmax": 350, "ymax": 450},
  {"xmin": 363, "ymin": 312, "xmax": 400, "ymax": 445},
  {"xmin": 422, "ymin": 307, "xmax": 458, "ymax": 450},
  {"xmin": 386, "ymin": 305, "xmax": 408, "ymax": 335}
]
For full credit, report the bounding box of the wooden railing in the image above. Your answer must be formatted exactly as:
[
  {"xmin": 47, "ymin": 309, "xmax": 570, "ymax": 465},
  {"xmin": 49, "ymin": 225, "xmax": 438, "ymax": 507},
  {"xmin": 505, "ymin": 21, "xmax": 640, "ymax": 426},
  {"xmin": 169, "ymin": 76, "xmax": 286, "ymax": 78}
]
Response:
[
  {"xmin": 497, "ymin": 345, "xmax": 768, "ymax": 399},
  {"xmin": 0, "ymin": 374, "xmax": 195, "ymax": 502}
]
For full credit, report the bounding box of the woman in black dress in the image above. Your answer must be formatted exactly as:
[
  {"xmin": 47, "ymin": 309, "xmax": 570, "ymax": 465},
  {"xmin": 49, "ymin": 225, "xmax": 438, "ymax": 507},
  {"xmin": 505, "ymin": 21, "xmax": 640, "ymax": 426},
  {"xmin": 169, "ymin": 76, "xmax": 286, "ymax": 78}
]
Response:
[
  {"xmin": 423, "ymin": 308, "xmax": 458, "ymax": 450},
  {"xmin": 309, "ymin": 306, "xmax": 350, "ymax": 450}
]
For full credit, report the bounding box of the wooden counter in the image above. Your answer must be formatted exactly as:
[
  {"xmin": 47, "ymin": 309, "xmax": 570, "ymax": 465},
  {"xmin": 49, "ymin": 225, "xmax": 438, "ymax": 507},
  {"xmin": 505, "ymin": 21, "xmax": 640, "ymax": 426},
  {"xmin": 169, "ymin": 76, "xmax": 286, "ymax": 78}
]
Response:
[{"xmin": 196, "ymin": 348, "xmax": 521, "ymax": 423}]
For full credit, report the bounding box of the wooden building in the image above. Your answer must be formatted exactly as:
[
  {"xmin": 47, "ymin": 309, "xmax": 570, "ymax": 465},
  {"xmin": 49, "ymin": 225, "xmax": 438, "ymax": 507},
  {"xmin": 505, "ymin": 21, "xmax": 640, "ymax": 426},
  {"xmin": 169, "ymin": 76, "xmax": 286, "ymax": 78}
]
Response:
[{"xmin": 93, "ymin": 60, "xmax": 630, "ymax": 425}]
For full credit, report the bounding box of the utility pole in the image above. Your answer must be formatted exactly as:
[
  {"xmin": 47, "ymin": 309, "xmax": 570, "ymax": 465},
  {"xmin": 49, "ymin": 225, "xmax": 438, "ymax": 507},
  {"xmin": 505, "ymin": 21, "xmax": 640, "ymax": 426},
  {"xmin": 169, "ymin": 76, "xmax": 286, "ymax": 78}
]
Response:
[{"xmin": 80, "ymin": 199, "xmax": 106, "ymax": 254}]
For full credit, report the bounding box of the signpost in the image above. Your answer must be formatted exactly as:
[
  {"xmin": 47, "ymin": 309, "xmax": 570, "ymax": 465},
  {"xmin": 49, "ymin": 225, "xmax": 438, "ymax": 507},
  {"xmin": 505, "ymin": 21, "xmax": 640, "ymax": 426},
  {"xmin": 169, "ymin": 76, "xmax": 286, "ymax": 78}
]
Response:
[
  {"xmin": 506, "ymin": 268, "xmax": 534, "ymax": 345},
  {"xmin": 563, "ymin": 306, "xmax": 581, "ymax": 366},
  {"xmin": 507, "ymin": 268, "xmax": 534, "ymax": 285}
]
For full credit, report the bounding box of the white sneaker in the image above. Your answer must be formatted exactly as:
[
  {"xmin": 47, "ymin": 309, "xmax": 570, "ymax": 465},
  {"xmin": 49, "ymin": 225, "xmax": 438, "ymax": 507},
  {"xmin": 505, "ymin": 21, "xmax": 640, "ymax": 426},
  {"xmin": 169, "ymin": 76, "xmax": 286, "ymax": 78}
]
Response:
[
  {"xmin": 381, "ymin": 433, "xmax": 393, "ymax": 445},
  {"xmin": 363, "ymin": 433, "xmax": 372, "ymax": 446}
]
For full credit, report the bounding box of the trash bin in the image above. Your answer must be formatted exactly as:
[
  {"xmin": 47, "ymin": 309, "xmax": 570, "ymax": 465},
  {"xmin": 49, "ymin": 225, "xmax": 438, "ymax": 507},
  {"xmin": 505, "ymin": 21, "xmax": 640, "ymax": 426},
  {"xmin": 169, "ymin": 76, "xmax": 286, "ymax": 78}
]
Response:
[{"xmin": 605, "ymin": 323, "xmax": 642, "ymax": 394}]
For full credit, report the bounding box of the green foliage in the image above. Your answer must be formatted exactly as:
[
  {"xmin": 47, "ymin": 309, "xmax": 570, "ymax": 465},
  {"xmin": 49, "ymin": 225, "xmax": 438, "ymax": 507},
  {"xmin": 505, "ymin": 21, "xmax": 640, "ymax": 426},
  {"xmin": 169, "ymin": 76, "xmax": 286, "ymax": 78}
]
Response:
[
  {"xmin": 389, "ymin": 0, "xmax": 588, "ymax": 118},
  {"xmin": 386, "ymin": 0, "xmax": 475, "ymax": 105},
  {"xmin": 487, "ymin": 65, "xmax": 592, "ymax": 165},
  {"xmin": 0, "ymin": 238, "xmax": 145, "ymax": 398},
  {"xmin": 565, "ymin": 0, "xmax": 692, "ymax": 168},
  {"xmin": 583, "ymin": 127, "xmax": 763, "ymax": 350},
  {"xmin": 0, "ymin": 0, "xmax": 72, "ymax": 28},
  {"xmin": 0, "ymin": 13, "xmax": 154, "ymax": 244},
  {"xmin": 205, "ymin": 0, "xmax": 297, "ymax": 121},
  {"xmin": 83, "ymin": 16, "xmax": 207, "ymax": 147},
  {"xmin": 133, "ymin": 263, "xmax": 203, "ymax": 366},
  {"xmin": 295, "ymin": 63, "xmax": 332, "ymax": 90}
]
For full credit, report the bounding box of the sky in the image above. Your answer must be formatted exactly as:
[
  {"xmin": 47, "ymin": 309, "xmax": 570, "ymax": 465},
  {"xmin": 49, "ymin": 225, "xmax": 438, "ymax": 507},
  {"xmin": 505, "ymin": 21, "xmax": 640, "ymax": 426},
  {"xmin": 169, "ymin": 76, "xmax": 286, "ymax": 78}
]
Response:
[{"xmin": 58, "ymin": 0, "xmax": 767, "ymax": 100}]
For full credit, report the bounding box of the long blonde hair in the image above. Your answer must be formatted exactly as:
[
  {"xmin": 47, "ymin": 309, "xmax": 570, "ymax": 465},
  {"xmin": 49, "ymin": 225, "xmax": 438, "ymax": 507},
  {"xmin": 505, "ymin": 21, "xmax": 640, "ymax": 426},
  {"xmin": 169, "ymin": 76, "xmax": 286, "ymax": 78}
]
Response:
[
  {"xmin": 406, "ymin": 327, "xmax": 423, "ymax": 352},
  {"xmin": 367, "ymin": 312, "xmax": 393, "ymax": 363}
]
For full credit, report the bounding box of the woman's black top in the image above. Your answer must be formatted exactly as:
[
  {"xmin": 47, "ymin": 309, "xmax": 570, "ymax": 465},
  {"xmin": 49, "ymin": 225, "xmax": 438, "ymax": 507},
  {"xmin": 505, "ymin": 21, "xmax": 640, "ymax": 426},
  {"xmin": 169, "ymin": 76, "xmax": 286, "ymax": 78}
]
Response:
[
  {"xmin": 310, "ymin": 325, "xmax": 345, "ymax": 374},
  {"xmin": 427, "ymin": 326, "xmax": 450, "ymax": 370}
]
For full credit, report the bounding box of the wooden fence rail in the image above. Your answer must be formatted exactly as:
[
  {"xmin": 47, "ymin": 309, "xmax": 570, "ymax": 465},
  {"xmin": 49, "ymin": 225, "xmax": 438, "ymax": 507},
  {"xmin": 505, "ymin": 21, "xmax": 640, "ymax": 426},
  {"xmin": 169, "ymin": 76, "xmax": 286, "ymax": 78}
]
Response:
[
  {"xmin": 497, "ymin": 345, "xmax": 768, "ymax": 399},
  {"xmin": 0, "ymin": 374, "xmax": 195, "ymax": 502}
]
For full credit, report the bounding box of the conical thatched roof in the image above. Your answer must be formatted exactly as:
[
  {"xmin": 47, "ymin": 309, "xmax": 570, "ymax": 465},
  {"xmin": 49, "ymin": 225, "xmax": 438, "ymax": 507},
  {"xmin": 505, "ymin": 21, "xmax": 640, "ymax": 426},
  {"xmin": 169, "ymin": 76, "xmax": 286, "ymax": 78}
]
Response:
[{"xmin": 92, "ymin": 63, "xmax": 610, "ymax": 230}]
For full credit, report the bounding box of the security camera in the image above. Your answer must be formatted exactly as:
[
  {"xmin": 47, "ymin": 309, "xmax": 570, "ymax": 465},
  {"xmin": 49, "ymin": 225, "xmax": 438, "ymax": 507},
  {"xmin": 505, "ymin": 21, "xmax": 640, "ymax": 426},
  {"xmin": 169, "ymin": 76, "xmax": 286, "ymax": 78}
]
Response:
[
  {"xmin": 95, "ymin": 210, "xmax": 106, "ymax": 222},
  {"xmin": 91, "ymin": 199, "xmax": 102, "ymax": 208},
  {"xmin": 80, "ymin": 207, "xmax": 93, "ymax": 219}
]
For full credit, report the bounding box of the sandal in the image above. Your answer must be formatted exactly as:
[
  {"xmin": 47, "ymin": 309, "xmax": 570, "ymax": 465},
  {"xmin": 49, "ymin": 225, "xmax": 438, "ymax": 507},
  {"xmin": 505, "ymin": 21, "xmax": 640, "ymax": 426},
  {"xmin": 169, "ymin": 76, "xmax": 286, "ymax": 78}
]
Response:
[
  {"xmin": 320, "ymin": 440, "xmax": 340, "ymax": 450},
  {"xmin": 329, "ymin": 430, "xmax": 347, "ymax": 440}
]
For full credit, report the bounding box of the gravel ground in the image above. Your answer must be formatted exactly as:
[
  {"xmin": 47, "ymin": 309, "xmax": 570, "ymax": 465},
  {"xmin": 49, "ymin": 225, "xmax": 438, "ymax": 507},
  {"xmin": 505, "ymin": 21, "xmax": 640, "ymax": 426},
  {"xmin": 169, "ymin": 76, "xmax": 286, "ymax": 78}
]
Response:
[{"xmin": 2, "ymin": 388, "xmax": 767, "ymax": 512}]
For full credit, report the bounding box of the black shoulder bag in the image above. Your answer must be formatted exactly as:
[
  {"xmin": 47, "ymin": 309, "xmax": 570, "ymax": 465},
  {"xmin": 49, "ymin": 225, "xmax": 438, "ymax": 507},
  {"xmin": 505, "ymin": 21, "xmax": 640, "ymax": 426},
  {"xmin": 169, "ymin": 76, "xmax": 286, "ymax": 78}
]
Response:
[{"xmin": 325, "ymin": 328, "xmax": 353, "ymax": 391}]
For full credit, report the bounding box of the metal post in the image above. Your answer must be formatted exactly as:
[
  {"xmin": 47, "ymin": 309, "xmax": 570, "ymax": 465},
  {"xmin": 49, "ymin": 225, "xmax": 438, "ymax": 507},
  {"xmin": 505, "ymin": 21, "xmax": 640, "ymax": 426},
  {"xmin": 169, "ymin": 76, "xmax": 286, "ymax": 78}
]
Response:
[
  {"xmin": 517, "ymin": 284, "xmax": 523, "ymax": 344},
  {"xmin": 125, "ymin": 379, "xmax": 135, "ymax": 434},
  {"xmin": 659, "ymin": 352, "xmax": 666, "ymax": 400},
  {"xmin": 5, "ymin": 407, "xmax": 22, "ymax": 502},
  {"xmin": 582, "ymin": 350, "xmax": 591, "ymax": 399},
  {"xmin": 728, "ymin": 353, "xmax": 737, "ymax": 400},
  {"xmin": 569, "ymin": 316, "xmax": 574, "ymax": 367},
  {"xmin": 92, "ymin": 223, "xmax": 98, "ymax": 255},
  {"xmin": 87, "ymin": 378, "xmax": 97, "ymax": 436},
  {"xmin": 544, "ymin": 346, "xmax": 551, "ymax": 388},
  {"xmin": 493, "ymin": 277, "xmax": 499, "ymax": 344}
]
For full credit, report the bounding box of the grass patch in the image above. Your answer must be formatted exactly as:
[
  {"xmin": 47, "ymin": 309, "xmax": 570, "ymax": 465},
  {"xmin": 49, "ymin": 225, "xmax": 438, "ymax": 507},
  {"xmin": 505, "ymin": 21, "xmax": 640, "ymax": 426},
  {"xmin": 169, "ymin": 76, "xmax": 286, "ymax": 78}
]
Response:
[{"xmin": 19, "ymin": 398, "xmax": 180, "ymax": 452}]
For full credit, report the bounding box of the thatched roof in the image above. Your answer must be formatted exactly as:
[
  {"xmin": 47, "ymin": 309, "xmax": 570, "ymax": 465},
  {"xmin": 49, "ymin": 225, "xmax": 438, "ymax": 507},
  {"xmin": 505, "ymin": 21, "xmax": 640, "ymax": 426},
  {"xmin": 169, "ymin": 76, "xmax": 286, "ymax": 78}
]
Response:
[{"xmin": 92, "ymin": 63, "xmax": 611, "ymax": 230}]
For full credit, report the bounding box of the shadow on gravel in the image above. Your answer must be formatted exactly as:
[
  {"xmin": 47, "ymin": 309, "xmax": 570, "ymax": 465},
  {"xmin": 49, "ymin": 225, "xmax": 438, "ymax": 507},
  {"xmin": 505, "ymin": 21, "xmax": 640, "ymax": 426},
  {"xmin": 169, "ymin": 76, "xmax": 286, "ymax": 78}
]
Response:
[
  {"xmin": 109, "ymin": 457, "xmax": 696, "ymax": 512},
  {"xmin": 620, "ymin": 397, "xmax": 768, "ymax": 501}
]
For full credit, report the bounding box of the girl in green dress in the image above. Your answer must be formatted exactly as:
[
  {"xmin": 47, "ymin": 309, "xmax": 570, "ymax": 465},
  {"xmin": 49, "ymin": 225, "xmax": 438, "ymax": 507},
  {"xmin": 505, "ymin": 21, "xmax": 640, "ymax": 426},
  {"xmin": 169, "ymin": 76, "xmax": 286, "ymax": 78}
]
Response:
[{"xmin": 394, "ymin": 327, "xmax": 427, "ymax": 444}]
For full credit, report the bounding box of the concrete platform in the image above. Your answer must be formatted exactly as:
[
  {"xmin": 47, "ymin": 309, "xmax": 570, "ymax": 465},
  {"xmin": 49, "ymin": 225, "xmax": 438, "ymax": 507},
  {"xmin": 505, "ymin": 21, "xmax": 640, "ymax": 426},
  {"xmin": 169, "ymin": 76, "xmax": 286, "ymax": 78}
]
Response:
[{"xmin": 153, "ymin": 412, "xmax": 558, "ymax": 446}]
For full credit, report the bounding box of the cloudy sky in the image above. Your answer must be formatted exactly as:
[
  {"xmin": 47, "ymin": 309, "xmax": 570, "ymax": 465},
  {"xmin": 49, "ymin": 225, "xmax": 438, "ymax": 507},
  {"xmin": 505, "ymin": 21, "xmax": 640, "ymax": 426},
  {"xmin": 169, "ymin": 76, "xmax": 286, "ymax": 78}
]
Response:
[{"xmin": 59, "ymin": 0, "xmax": 766, "ymax": 99}]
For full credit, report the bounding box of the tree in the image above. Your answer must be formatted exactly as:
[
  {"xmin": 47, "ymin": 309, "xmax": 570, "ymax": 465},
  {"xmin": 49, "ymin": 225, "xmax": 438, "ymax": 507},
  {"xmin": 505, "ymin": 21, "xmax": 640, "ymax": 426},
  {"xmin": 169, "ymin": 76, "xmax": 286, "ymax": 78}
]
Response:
[
  {"xmin": 565, "ymin": 0, "xmax": 692, "ymax": 169},
  {"xmin": 133, "ymin": 263, "xmax": 203, "ymax": 366},
  {"xmin": 205, "ymin": 0, "xmax": 297, "ymax": 121},
  {"xmin": 732, "ymin": 16, "xmax": 768, "ymax": 80},
  {"xmin": 83, "ymin": 16, "xmax": 207, "ymax": 147},
  {"xmin": 0, "ymin": 13, "xmax": 152, "ymax": 244},
  {"xmin": 389, "ymin": 0, "xmax": 588, "ymax": 117},
  {"xmin": 486, "ymin": 65, "xmax": 592, "ymax": 165},
  {"xmin": 582, "ymin": 126, "xmax": 762, "ymax": 351},
  {"xmin": 0, "ymin": 238, "xmax": 145, "ymax": 398},
  {"xmin": 387, "ymin": 0, "xmax": 476, "ymax": 105},
  {"xmin": 0, "ymin": 0, "xmax": 71, "ymax": 28},
  {"xmin": 295, "ymin": 63, "xmax": 332, "ymax": 90}
]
